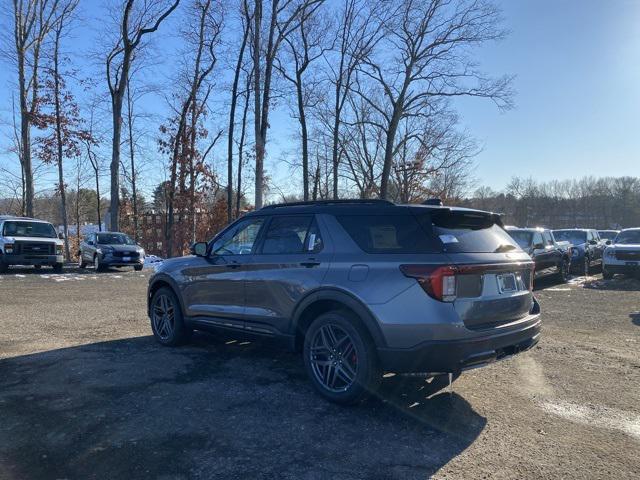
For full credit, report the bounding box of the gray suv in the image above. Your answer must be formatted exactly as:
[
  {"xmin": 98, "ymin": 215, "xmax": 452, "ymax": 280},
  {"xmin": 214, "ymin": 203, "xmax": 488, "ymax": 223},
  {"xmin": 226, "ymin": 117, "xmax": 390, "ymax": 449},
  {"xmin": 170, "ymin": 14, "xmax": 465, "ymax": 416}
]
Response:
[
  {"xmin": 79, "ymin": 232, "xmax": 145, "ymax": 272},
  {"xmin": 147, "ymin": 200, "xmax": 541, "ymax": 404}
]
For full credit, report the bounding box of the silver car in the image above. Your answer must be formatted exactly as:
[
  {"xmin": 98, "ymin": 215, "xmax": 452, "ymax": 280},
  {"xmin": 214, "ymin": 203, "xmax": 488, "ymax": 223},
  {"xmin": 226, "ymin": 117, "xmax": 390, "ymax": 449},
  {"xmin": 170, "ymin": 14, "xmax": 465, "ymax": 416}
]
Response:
[{"xmin": 147, "ymin": 200, "xmax": 541, "ymax": 404}]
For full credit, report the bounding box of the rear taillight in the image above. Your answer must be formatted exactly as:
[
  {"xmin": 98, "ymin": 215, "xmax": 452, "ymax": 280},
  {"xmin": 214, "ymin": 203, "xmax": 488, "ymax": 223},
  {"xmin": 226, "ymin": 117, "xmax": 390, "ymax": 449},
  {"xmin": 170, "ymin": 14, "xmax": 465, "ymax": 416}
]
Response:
[
  {"xmin": 400, "ymin": 265, "xmax": 457, "ymax": 302},
  {"xmin": 400, "ymin": 262, "xmax": 534, "ymax": 302}
]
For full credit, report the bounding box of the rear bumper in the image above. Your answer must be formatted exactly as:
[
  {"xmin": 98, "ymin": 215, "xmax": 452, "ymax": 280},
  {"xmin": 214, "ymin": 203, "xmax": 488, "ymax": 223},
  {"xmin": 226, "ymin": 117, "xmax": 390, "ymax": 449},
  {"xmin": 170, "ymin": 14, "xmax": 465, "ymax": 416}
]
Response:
[
  {"xmin": 1, "ymin": 254, "xmax": 63, "ymax": 266},
  {"xmin": 377, "ymin": 313, "xmax": 541, "ymax": 374}
]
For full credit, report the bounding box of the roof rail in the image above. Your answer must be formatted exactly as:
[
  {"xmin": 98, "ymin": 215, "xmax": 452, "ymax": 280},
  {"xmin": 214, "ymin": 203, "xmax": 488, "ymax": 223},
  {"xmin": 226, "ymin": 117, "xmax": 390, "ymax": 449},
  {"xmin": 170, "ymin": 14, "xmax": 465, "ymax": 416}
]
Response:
[
  {"xmin": 261, "ymin": 199, "xmax": 395, "ymax": 209},
  {"xmin": 422, "ymin": 198, "xmax": 443, "ymax": 206}
]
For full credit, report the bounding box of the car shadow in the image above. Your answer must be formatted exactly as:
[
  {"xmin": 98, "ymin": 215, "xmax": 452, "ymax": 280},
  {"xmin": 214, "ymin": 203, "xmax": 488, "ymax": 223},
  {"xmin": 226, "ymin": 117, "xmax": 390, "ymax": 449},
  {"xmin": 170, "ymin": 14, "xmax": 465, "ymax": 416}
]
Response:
[
  {"xmin": 0, "ymin": 333, "xmax": 486, "ymax": 479},
  {"xmin": 631, "ymin": 312, "xmax": 640, "ymax": 326}
]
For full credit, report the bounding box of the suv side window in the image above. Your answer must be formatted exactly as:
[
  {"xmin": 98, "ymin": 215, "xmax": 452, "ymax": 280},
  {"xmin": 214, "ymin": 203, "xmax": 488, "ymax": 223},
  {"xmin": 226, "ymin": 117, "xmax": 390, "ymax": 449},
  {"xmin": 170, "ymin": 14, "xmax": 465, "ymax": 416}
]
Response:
[
  {"xmin": 260, "ymin": 215, "xmax": 322, "ymax": 254},
  {"xmin": 543, "ymin": 231, "xmax": 553, "ymax": 246},
  {"xmin": 211, "ymin": 217, "xmax": 265, "ymax": 255}
]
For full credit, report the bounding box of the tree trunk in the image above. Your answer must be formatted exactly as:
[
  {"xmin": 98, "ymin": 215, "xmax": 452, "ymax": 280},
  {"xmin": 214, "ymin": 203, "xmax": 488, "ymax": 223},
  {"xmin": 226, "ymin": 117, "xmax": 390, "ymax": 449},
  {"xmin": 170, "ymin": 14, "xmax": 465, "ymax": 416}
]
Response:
[
  {"xmin": 253, "ymin": 0, "xmax": 264, "ymax": 209},
  {"xmin": 53, "ymin": 28, "xmax": 70, "ymax": 261},
  {"xmin": 236, "ymin": 81, "xmax": 250, "ymax": 219},
  {"xmin": 227, "ymin": 16, "xmax": 249, "ymax": 222},
  {"xmin": 295, "ymin": 70, "xmax": 309, "ymax": 201},
  {"xmin": 380, "ymin": 103, "xmax": 402, "ymax": 199},
  {"xmin": 126, "ymin": 81, "xmax": 138, "ymax": 241},
  {"xmin": 110, "ymin": 95, "xmax": 123, "ymax": 231}
]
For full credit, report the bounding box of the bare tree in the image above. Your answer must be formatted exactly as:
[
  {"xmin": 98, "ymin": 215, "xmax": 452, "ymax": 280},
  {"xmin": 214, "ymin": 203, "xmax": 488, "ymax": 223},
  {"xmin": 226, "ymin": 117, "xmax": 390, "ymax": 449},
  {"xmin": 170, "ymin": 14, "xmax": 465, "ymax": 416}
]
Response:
[
  {"xmin": 226, "ymin": 0, "xmax": 252, "ymax": 221},
  {"xmin": 105, "ymin": 0, "xmax": 180, "ymax": 231},
  {"xmin": 12, "ymin": 0, "xmax": 61, "ymax": 216},
  {"xmin": 276, "ymin": 4, "xmax": 326, "ymax": 200},
  {"xmin": 357, "ymin": 0, "xmax": 513, "ymax": 199},
  {"xmin": 49, "ymin": 0, "xmax": 78, "ymax": 260},
  {"xmin": 322, "ymin": 0, "xmax": 380, "ymax": 199},
  {"xmin": 251, "ymin": 0, "xmax": 324, "ymax": 209},
  {"xmin": 158, "ymin": 0, "xmax": 222, "ymax": 257}
]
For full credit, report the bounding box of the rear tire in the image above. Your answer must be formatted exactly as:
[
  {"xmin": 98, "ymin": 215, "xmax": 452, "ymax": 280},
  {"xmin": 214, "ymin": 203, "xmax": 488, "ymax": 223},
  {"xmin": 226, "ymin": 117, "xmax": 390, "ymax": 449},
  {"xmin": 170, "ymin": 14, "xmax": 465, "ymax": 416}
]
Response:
[
  {"xmin": 303, "ymin": 311, "xmax": 381, "ymax": 405},
  {"xmin": 134, "ymin": 264, "xmax": 143, "ymax": 271},
  {"xmin": 150, "ymin": 287, "xmax": 191, "ymax": 346},
  {"xmin": 34, "ymin": 265, "xmax": 42, "ymax": 270},
  {"xmin": 602, "ymin": 268, "xmax": 614, "ymax": 280},
  {"xmin": 52, "ymin": 263, "xmax": 63, "ymax": 273}
]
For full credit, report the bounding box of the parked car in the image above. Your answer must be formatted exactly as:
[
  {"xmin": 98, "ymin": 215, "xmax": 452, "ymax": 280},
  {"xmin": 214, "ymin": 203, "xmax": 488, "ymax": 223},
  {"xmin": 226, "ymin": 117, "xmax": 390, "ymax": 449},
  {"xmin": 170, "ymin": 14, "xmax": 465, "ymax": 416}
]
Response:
[
  {"xmin": 0, "ymin": 216, "xmax": 64, "ymax": 273},
  {"xmin": 552, "ymin": 229, "xmax": 605, "ymax": 276},
  {"xmin": 597, "ymin": 230, "xmax": 620, "ymax": 244},
  {"xmin": 602, "ymin": 228, "xmax": 640, "ymax": 279},
  {"xmin": 79, "ymin": 231, "xmax": 145, "ymax": 272},
  {"xmin": 147, "ymin": 200, "xmax": 541, "ymax": 404},
  {"xmin": 505, "ymin": 227, "xmax": 572, "ymax": 283}
]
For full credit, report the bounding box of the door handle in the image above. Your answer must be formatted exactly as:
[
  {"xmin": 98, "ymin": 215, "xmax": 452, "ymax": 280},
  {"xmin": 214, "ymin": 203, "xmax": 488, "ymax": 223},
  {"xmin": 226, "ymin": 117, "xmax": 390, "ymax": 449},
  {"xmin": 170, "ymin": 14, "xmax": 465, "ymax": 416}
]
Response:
[{"xmin": 300, "ymin": 260, "xmax": 321, "ymax": 268}]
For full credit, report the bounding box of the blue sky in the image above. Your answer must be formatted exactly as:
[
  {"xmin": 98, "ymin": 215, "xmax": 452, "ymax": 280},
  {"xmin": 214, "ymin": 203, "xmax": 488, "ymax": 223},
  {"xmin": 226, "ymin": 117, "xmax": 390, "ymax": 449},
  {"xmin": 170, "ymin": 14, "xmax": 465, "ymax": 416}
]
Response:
[
  {"xmin": 1, "ymin": 0, "xmax": 639, "ymax": 199},
  {"xmin": 456, "ymin": 0, "xmax": 640, "ymax": 188}
]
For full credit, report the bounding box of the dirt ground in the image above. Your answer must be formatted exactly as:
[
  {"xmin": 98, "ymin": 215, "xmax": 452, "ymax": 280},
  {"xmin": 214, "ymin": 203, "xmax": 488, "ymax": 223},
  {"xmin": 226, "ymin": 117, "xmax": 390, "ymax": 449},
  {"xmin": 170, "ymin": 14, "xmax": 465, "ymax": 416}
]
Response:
[{"xmin": 0, "ymin": 266, "xmax": 639, "ymax": 479}]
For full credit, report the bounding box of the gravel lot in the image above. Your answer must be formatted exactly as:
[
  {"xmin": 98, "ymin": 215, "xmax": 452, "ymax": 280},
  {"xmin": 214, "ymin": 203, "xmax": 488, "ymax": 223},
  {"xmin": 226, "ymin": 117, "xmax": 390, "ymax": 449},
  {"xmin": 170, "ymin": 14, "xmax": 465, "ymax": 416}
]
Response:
[{"xmin": 0, "ymin": 266, "xmax": 639, "ymax": 479}]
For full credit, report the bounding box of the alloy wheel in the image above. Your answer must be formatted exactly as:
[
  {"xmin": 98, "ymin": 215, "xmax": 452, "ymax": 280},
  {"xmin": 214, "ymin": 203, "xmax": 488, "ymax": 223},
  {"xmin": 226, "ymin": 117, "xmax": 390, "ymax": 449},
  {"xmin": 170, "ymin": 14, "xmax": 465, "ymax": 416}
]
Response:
[
  {"xmin": 152, "ymin": 294, "xmax": 175, "ymax": 341},
  {"xmin": 309, "ymin": 324, "xmax": 358, "ymax": 393}
]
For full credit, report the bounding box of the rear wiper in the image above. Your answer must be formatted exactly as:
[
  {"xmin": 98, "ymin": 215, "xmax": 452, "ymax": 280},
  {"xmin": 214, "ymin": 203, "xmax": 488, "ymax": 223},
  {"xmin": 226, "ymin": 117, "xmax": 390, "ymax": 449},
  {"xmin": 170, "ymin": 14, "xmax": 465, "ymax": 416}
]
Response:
[{"xmin": 494, "ymin": 244, "xmax": 517, "ymax": 253}]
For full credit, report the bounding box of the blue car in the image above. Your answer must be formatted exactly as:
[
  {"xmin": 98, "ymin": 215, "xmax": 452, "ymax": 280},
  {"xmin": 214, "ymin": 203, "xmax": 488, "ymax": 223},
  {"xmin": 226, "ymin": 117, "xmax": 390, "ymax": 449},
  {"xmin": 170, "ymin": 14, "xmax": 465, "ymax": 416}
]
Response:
[{"xmin": 552, "ymin": 229, "xmax": 605, "ymax": 276}]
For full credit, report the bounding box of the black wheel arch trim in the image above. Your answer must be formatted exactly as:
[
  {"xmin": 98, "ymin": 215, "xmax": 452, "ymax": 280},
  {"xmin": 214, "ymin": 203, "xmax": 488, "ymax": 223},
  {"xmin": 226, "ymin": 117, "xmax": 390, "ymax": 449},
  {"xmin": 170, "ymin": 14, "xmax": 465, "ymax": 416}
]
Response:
[
  {"xmin": 147, "ymin": 274, "xmax": 186, "ymax": 319},
  {"xmin": 291, "ymin": 287, "xmax": 387, "ymax": 348}
]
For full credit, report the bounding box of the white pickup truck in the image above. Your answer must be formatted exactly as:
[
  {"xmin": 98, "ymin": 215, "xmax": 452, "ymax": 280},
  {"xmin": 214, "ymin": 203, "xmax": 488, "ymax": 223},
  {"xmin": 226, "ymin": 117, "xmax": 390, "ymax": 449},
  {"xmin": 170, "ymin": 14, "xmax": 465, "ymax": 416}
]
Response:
[{"xmin": 0, "ymin": 216, "xmax": 64, "ymax": 273}]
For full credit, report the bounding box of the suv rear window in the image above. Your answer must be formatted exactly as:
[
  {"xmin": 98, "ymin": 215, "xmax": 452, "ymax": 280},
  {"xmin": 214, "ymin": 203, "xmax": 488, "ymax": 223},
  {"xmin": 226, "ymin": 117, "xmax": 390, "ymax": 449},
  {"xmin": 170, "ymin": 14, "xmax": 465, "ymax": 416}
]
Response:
[
  {"xmin": 426, "ymin": 211, "xmax": 520, "ymax": 253},
  {"xmin": 336, "ymin": 215, "xmax": 438, "ymax": 253}
]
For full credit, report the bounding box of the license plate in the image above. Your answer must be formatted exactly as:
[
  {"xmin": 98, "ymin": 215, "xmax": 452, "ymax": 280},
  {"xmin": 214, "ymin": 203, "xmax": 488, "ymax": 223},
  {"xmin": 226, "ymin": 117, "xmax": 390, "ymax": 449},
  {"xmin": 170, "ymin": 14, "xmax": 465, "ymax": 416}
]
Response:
[
  {"xmin": 625, "ymin": 261, "xmax": 638, "ymax": 266},
  {"xmin": 123, "ymin": 256, "xmax": 131, "ymax": 262},
  {"xmin": 497, "ymin": 273, "xmax": 517, "ymax": 293}
]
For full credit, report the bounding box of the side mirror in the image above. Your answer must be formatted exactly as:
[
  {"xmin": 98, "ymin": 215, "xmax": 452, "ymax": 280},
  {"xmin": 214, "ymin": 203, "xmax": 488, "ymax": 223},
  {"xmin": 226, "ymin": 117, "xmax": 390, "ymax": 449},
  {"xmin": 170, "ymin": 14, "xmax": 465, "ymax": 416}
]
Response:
[
  {"xmin": 588, "ymin": 240, "xmax": 597, "ymax": 245},
  {"xmin": 87, "ymin": 240, "xmax": 94, "ymax": 246},
  {"xmin": 191, "ymin": 241, "xmax": 208, "ymax": 257},
  {"xmin": 533, "ymin": 243, "xmax": 544, "ymax": 250},
  {"xmin": 606, "ymin": 240, "xmax": 611, "ymax": 245},
  {"xmin": 58, "ymin": 232, "xmax": 64, "ymax": 240}
]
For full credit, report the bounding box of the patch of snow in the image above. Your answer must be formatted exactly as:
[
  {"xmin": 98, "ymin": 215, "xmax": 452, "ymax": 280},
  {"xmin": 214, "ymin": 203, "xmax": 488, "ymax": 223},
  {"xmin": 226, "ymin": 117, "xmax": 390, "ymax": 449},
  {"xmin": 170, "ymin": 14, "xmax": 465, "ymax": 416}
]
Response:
[
  {"xmin": 546, "ymin": 287, "xmax": 571, "ymax": 291},
  {"xmin": 540, "ymin": 400, "xmax": 640, "ymax": 440}
]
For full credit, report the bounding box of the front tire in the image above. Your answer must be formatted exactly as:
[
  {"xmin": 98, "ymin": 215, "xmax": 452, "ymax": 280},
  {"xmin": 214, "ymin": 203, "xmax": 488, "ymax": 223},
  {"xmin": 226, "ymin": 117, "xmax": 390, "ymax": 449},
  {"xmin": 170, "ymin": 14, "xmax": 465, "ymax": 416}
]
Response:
[
  {"xmin": 79, "ymin": 256, "xmax": 86, "ymax": 268},
  {"xmin": 52, "ymin": 263, "xmax": 63, "ymax": 273},
  {"xmin": 0, "ymin": 261, "xmax": 8, "ymax": 273},
  {"xmin": 94, "ymin": 255, "xmax": 105, "ymax": 272},
  {"xmin": 134, "ymin": 264, "xmax": 143, "ymax": 271},
  {"xmin": 556, "ymin": 258, "xmax": 570, "ymax": 283},
  {"xmin": 602, "ymin": 268, "xmax": 614, "ymax": 280},
  {"xmin": 150, "ymin": 287, "xmax": 191, "ymax": 346},
  {"xmin": 303, "ymin": 311, "xmax": 381, "ymax": 405},
  {"xmin": 581, "ymin": 256, "xmax": 590, "ymax": 276}
]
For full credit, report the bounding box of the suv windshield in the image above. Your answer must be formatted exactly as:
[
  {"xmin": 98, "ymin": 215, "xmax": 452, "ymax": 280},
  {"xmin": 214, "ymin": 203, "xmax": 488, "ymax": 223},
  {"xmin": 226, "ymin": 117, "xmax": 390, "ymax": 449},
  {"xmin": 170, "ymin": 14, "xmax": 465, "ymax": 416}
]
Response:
[
  {"xmin": 553, "ymin": 230, "xmax": 587, "ymax": 245},
  {"xmin": 2, "ymin": 221, "xmax": 57, "ymax": 238},
  {"xmin": 97, "ymin": 233, "xmax": 136, "ymax": 245},
  {"xmin": 614, "ymin": 230, "xmax": 640, "ymax": 245},
  {"xmin": 507, "ymin": 230, "xmax": 533, "ymax": 249}
]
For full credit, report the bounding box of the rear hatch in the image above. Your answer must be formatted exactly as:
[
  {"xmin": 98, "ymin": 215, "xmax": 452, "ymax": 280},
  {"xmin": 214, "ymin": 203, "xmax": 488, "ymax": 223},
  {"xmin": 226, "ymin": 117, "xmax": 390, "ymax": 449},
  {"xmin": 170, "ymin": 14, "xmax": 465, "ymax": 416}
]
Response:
[{"xmin": 407, "ymin": 208, "xmax": 535, "ymax": 330}]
